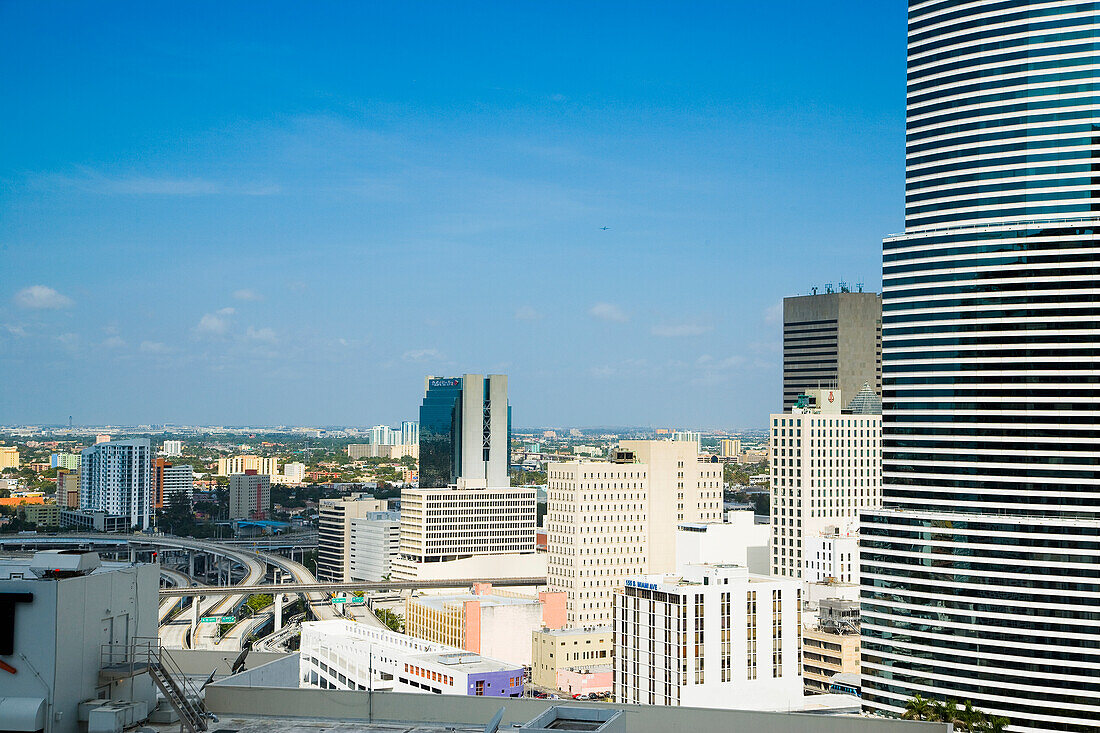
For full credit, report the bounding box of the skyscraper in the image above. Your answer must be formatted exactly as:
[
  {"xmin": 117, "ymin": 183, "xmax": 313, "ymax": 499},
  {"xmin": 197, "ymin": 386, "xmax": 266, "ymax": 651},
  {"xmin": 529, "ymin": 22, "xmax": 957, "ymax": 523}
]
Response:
[
  {"xmin": 782, "ymin": 292, "xmax": 881, "ymax": 411},
  {"xmin": 80, "ymin": 439, "xmax": 152, "ymax": 530},
  {"xmin": 860, "ymin": 4, "xmax": 1100, "ymax": 731},
  {"xmin": 417, "ymin": 374, "xmax": 509, "ymax": 488}
]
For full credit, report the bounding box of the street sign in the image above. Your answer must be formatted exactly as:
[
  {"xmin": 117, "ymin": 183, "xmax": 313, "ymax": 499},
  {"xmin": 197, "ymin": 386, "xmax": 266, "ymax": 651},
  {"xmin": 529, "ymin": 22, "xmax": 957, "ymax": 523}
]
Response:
[
  {"xmin": 331, "ymin": 597, "xmax": 347, "ymax": 604},
  {"xmin": 199, "ymin": 616, "xmax": 219, "ymax": 623},
  {"xmin": 220, "ymin": 616, "xmax": 236, "ymax": 623}
]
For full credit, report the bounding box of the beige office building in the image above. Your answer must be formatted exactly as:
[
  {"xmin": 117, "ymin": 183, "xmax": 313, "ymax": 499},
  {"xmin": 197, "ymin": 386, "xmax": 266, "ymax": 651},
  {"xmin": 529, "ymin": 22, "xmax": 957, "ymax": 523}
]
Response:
[
  {"xmin": 0, "ymin": 446, "xmax": 19, "ymax": 471},
  {"xmin": 531, "ymin": 626, "xmax": 613, "ymax": 691},
  {"xmin": 316, "ymin": 494, "xmax": 389, "ymax": 582},
  {"xmin": 769, "ymin": 388, "xmax": 881, "ymax": 579},
  {"xmin": 347, "ymin": 443, "xmax": 419, "ymax": 460},
  {"xmin": 217, "ymin": 455, "xmax": 279, "ymax": 477},
  {"xmin": 546, "ymin": 440, "xmax": 722, "ymax": 626}
]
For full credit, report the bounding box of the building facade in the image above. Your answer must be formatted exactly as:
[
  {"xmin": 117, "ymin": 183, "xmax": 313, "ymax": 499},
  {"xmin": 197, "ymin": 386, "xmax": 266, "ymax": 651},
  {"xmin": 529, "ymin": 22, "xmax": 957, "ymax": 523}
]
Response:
[
  {"xmin": 546, "ymin": 441, "xmax": 723, "ymax": 627},
  {"xmin": 217, "ymin": 454, "xmax": 279, "ymax": 477},
  {"xmin": 531, "ymin": 626, "xmax": 614, "ymax": 692},
  {"xmin": 404, "ymin": 584, "xmax": 565, "ymax": 667},
  {"xmin": 418, "ymin": 374, "xmax": 509, "ymax": 489},
  {"xmin": 50, "ymin": 452, "xmax": 80, "ymax": 470},
  {"xmin": 316, "ymin": 494, "xmax": 389, "ymax": 582},
  {"xmin": 613, "ymin": 565, "xmax": 803, "ymax": 710},
  {"xmin": 860, "ymin": 3, "xmax": 1100, "ymax": 731},
  {"xmin": 782, "ymin": 291, "xmax": 882, "ymax": 411},
  {"xmin": 769, "ymin": 388, "xmax": 880, "ymax": 578},
  {"xmin": 162, "ymin": 439, "xmax": 183, "ymax": 457},
  {"xmin": 802, "ymin": 598, "xmax": 860, "ymax": 695},
  {"xmin": 228, "ymin": 471, "xmax": 271, "ymax": 519},
  {"xmin": 349, "ymin": 511, "xmax": 401, "ymax": 581},
  {"xmin": 0, "ymin": 445, "xmax": 19, "ymax": 470},
  {"xmin": 79, "ymin": 439, "xmax": 152, "ymax": 530},
  {"xmin": 300, "ymin": 619, "xmax": 525, "ymax": 697},
  {"xmin": 803, "ymin": 527, "xmax": 858, "ymax": 585},
  {"xmin": 392, "ymin": 483, "xmax": 536, "ymax": 580}
]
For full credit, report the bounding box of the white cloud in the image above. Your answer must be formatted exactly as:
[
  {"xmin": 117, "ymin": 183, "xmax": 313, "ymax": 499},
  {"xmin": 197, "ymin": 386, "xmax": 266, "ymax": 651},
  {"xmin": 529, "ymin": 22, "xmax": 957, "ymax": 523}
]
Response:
[
  {"xmin": 195, "ymin": 309, "xmax": 234, "ymax": 336},
  {"xmin": 41, "ymin": 169, "xmax": 281, "ymax": 197},
  {"xmin": 403, "ymin": 348, "xmax": 442, "ymax": 363},
  {"xmin": 514, "ymin": 306, "xmax": 541, "ymax": 321},
  {"xmin": 651, "ymin": 323, "xmax": 712, "ymax": 338},
  {"xmin": 590, "ymin": 365, "xmax": 615, "ymax": 378},
  {"xmin": 233, "ymin": 289, "xmax": 263, "ymax": 302},
  {"xmin": 589, "ymin": 302, "xmax": 628, "ymax": 323},
  {"xmin": 3, "ymin": 324, "xmax": 27, "ymax": 337},
  {"xmin": 140, "ymin": 341, "xmax": 172, "ymax": 354},
  {"xmin": 102, "ymin": 336, "xmax": 126, "ymax": 349},
  {"xmin": 14, "ymin": 285, "xmax": 73, "ymax": 310},
  {"xmin": 245, "ymin": 326, "xmax": 277, "ymax": 344},
  {"xmin": 764, "ymin": 301, "xmax": 783, "ymax": 324}
]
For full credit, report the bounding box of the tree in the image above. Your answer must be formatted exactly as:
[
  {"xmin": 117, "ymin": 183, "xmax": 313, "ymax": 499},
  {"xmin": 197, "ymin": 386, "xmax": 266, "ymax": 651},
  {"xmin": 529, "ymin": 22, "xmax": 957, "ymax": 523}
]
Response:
[
  {"xmin": 374, "ymin": 607, "xmax": 404, "ymax": 632},
  {"xmin": 902, "ymin": 693, "xmax": 934, "ymax": 721}
]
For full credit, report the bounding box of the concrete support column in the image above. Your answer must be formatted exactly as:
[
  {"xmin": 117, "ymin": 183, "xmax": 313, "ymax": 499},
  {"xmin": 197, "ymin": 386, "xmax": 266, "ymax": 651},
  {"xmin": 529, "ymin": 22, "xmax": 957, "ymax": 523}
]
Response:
[
  {"xmin": 191, "ymin": 596, "xmax": 199, "ymax": 639},
  {"xmin": 275, "ymin": 593, "xmax": 284, "ymax": 632},
  {"xmin": 189, "ymin": 551, "xmax": 195, "ymax": 578}
]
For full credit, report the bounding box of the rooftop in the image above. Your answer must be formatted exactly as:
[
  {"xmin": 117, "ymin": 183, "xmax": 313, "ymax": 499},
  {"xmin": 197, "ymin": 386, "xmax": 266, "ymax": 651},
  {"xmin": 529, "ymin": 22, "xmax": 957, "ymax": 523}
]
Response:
[
  {"xmin": 537, "ymin": 626, "xmax": 612, "ymax": 637},
  {"xmin": 412, "ymin": 591, "xmax": 538, "ymax": 611}
]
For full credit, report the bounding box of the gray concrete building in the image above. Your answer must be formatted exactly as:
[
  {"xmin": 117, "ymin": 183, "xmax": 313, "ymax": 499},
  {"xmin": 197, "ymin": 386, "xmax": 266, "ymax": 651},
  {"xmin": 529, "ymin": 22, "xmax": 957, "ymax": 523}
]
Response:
[{"xmin": 782, "ymin": 291, "xmax": 881, "ymax": 411}]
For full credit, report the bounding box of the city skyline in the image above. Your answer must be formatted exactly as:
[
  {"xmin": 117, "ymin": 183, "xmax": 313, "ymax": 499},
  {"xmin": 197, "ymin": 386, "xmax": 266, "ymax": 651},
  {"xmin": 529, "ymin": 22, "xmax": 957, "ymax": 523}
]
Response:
[{"xmin": 0, "ymin": 2, "xmax": 904, "ymax": 427}]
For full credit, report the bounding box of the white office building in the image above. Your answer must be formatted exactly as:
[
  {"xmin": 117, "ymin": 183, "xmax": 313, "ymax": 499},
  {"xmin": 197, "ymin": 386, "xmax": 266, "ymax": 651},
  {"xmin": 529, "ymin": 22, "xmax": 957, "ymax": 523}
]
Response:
[
  {"xmin": 317, "ymin": 494, "xmax": 389, "ymax": 582},
  {"xmin": 370, "ymin": 424, "xmax": 397, "ymax": 446},
  {"xmin": 392, "ymin": 481, "xmax": 538, "ymax": 581},
  {"xmin": 273, "ymin": 461, "xmax": 306, "ymax": 485},
  {"xmin": 401, "ymin": 420, "xmax": 420, "ymax": 446},
  {"xmin": 547, "ymin": 441, "xmax": 723, "ymax": 627},
  {"xmin": 614, "ymin": 564, "xmax": 803, "ymax": 710},
  {"xmin": 299, "ymin": 619, "xmax": 524, "ymax": 697},
  {"xmin": 804, "ymin": 525, "xmax": 858, "ymax": 585},
  {"xmin": 769, "ymin": 388, "xmax": 880, "ymax": 578},
  {"xmin": 675, "ymin": 510, "xmax": 770, "ymax": 575},
  {"xmin": 162, "ymin": 439, "xmax": 183, "ymax": 457},
  {"xmin": 80, "ymin": 438, "xmax": 152, "ymax": 531},
  {"xmin": 349, "ymin": 510, "xmax": 401, "ymax": 581}
]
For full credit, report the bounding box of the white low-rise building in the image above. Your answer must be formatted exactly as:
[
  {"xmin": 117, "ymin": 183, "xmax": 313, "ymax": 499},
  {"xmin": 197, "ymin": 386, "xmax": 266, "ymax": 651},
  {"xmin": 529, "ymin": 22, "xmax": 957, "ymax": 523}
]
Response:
[
  {"xmin": 614, "ymin": 564, "xmax": 803, "ymax": 711},
  {"xmin": 676, "ymin": 510, "xmax": 770, "ymax": 575},
  {"xmin": 299, "ymin": 619, "xmax": 525, "ymax": 697},
  {"xmin": 804, "ymin": 525, "xmax": 859, "ymax": 584}
]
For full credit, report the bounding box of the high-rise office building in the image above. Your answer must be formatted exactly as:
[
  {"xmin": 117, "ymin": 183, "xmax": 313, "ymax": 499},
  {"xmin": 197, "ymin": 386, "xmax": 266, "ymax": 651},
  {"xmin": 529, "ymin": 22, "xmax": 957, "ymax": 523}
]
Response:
[
  {"xmin": 163, "ymin": 463, "xmax": 193, "ymax": 508},
  {"xmin": 860, "ymin": 4, "xmax": 1100, "ymax": 731},
  {"xmin": 79, "ymin": 439, "xmax": 152, "ymax": 530},
  {"xmin": 546, "ymin": 441, "xmax": 723, "ymax": 626},
  {"xmin": 317, "ymin": 494, "xmax": 389, "ymax": 582},
  {"xmin": 782, "ymin": 292, "xmax": 881, "ymax": 411},
  {"xmin": 418, "ymin": 374, "xmax": 509, "ymax": 488},
  {"xmin": 228, "ymin": 471, "xmax": 271, "ymax": 520},
  {"xmin": 401, "ymin": 420, "xmax": 420, "ymax": 446},
  {"xmin": 369, "ymin": 424, "xmax": 396, "ymax": 446},
  {"xmin": 349, "ymin": 510, "xmax": 401, "ymax": 581},
  {"xmin": 769, "ymin": 388, "xmax": 881, "ymax": 579}
]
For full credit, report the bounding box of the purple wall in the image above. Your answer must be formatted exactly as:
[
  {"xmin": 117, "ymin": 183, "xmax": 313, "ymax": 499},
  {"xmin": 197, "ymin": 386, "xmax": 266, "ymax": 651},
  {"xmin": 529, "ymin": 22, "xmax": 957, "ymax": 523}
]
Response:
[{"xmin": 467, "ymin": 667, "xmax": 524, "ymax": 697}]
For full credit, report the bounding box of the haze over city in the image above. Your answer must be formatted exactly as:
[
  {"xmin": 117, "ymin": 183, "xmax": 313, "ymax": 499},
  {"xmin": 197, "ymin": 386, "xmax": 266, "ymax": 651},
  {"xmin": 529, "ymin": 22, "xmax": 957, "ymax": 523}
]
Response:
[{"xmin": 0, "ymin": 2, "xmax": 904, "ymax": 427}]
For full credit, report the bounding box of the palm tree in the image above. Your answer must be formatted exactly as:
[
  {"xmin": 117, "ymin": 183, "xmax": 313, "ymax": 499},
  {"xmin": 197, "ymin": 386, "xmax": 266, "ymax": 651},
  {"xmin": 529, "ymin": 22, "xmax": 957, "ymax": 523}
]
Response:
[
  {"xmin": 957, "ymin": 700, "xmax": 983, "ymax": 732},
  {"xmin": 902, "ymin": 694, "xmax": 934, "ymax": 721},
  {"xmin": 931, "ymin": 698, "xmax": 961, "ymax": 726}
]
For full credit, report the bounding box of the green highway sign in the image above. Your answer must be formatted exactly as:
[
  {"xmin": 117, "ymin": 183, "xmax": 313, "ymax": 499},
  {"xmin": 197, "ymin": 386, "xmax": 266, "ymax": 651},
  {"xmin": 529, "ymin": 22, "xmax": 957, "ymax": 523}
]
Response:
[
  {"xmin": 331, "ymin": 597, "xmax": 347, "ymax": 604},
  {"xmin": 199, "ymin": 616, "xmax": 219, "ymax": 623},
  {"xmin": 220, "ymin": 616, "xmax": 236, "ymax": 623}
]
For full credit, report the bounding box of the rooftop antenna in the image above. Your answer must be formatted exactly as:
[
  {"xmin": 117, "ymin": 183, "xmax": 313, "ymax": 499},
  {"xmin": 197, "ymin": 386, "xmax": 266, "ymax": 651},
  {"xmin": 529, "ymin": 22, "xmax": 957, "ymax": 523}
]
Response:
[
  {"xmin": 810, "ymin": 286, "xmax": 818, "ymax": 295},
  {"xmin": 856, "ymin": 282, "xmax": 864, "ymax": 292}
]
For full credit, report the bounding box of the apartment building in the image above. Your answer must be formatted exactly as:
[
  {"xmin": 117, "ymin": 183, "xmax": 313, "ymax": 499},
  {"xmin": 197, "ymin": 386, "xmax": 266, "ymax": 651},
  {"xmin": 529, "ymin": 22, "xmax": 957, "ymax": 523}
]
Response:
[
  {"xmin": 613, "ymin": 564, "xmax": 802, "ymax": 710},
  {"xmin": 79, "ymin": 439, "xmax": 152, "ymax": 530},
  {"xmin": 392, "ymin": 481, "xmax": 537, "ymax": 581},
  {"xmin": 316, "ymin": 494, "xmax": 389, "ymax": 582},
  {"xmin": 769, "ymin": 388, "xmax": 880, "ymax": 578},
  {"xmin": 546, "ymin": 441, "xmax": 722, "ymax": 627},
  {"xmin": 228, "ymin": 471, "xmax": 271, "ymax": 519},
  {"xmin": 804, "ymin": 525, "xmax": 858, "ymax": 585},
  {"xmin": 0, "ymin": 445, "xmax": 19, "ymax": 470},
  {"xmin": 217, "ymin": 454, "xmax": 279, "ymax": 477}
]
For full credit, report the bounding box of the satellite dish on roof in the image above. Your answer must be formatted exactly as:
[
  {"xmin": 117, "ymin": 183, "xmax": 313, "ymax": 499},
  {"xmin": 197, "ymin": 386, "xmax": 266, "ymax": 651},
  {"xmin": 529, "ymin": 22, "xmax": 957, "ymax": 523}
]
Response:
[{"xmin": 484, "ymin": 706, "xmax": 506, "ymax": 733}]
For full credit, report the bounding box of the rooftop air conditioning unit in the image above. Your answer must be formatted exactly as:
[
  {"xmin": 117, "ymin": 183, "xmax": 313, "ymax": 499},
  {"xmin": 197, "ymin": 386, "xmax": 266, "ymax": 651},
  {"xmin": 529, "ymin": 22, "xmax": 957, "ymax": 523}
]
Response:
[{"xmin": 28, "ymin": 550, "xmax": 101, "ymax": 579}]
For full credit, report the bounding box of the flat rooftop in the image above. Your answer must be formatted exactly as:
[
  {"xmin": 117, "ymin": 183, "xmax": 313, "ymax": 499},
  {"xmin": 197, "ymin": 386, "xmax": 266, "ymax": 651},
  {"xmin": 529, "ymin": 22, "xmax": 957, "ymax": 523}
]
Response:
[
  {"xmin": 151, "ymin": 716, "xmax": 482, "ymax": 733},
  {"xmin": 537, "ymin": 626, "xmax": 612, "ymax": 636}
]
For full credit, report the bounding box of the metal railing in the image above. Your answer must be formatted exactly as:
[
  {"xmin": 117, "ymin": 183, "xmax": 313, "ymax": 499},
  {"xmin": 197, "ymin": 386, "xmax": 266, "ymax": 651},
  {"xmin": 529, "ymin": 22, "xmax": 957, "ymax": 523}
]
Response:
[{"xmin": 101, "ymin": 637, "xmax": 209, "ymax": 732}]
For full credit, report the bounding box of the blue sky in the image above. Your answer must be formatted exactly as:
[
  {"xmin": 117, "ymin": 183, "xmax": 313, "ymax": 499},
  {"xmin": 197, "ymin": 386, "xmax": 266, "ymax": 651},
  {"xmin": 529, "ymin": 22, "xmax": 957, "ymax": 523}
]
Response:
[{"xmin": 0, "ymin": 2, "xmax": 905, "ymax": 428}]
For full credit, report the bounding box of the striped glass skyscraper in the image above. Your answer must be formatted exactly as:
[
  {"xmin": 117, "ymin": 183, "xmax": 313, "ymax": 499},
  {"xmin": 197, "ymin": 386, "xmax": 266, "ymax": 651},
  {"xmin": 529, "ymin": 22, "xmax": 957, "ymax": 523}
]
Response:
[{"xmin": 860, "ymin": 2, "xmax": 1100, "ymax": 732}]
